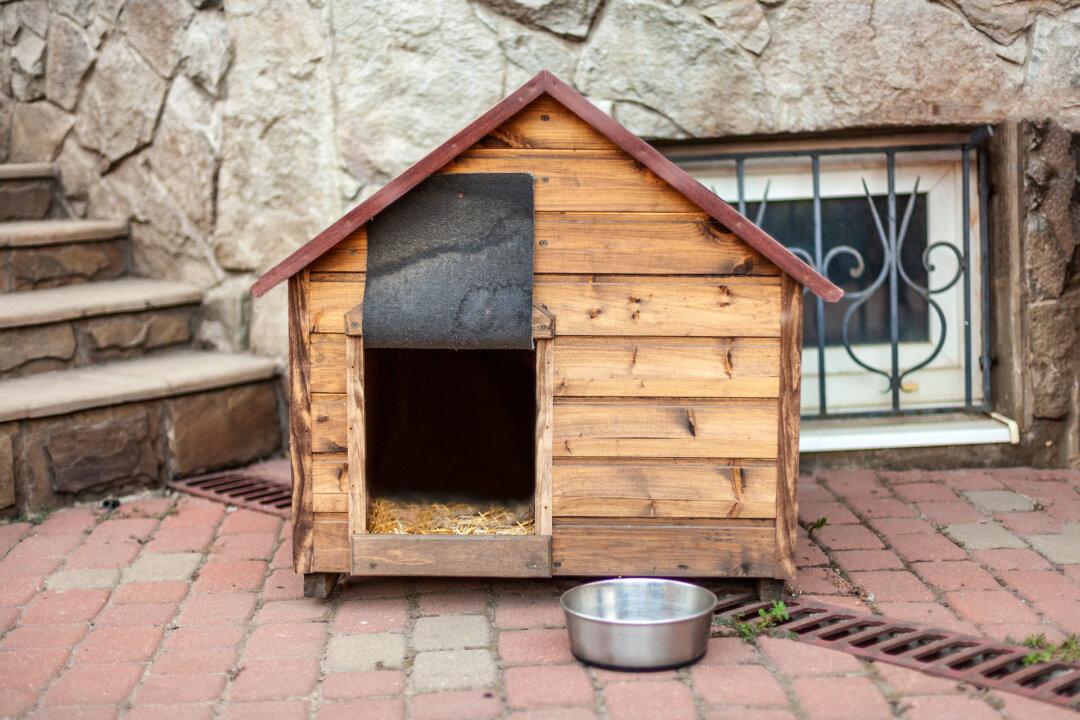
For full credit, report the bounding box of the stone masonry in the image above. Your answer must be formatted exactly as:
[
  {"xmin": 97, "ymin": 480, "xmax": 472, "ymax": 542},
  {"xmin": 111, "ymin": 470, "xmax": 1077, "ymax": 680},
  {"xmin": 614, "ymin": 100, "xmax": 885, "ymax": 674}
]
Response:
[
  {"xmin": 2, "ymin": 380, "xmax": 281, "ymax": 513},
  {"xmin": 1, "ymin": 0, "xmax": 1078, "ymax": 468},
  {"xmin": 2, "ymin": 0, "xmax": 1079, "ymax": 358}
]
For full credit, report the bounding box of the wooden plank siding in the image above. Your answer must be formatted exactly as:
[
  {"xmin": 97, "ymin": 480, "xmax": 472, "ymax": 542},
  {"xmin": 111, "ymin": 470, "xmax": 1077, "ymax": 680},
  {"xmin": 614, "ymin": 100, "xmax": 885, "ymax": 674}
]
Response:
[
  {"xmin": 478, "ymin": 95, "xmax": 612, "ymax": 151},
  {"xmin": 551, "ymin": 518, "xmax": 777, "ymax": 577},
  {"xmin": 551, "ymin": 460, "xmax": 776, "ymax": 519},
  {"xmin": 297, "ymin": 95, "xmax": 791, "ymax": 579},
  {"xmin": 309, "ymin": 213, "xmax": 779, "ymax": 276},
  {"xmin": 308, "ymin": 275, "xmax": 781, "ymax": 336},
  {"xmin": 553, "ymin": 337, "xmax": 779, "ymax": 398},
  {"xmin": 553, "ymin": 399, "xmax": 778, "ymax": 460},
  {"xmin": 441, "ymin": 149, "xmax": 700, "ymax": 213}
]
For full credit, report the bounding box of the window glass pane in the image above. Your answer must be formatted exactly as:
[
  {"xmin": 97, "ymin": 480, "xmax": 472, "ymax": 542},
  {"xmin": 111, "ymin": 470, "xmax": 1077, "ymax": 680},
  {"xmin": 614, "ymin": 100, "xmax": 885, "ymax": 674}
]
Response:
[{"xmin": 746, "ymin": 193, "xmax": 929, "ymax": 346}]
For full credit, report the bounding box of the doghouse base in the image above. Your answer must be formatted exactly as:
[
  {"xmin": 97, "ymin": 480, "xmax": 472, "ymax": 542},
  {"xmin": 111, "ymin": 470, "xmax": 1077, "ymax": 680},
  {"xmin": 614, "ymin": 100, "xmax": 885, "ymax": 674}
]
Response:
[
  {"xmin": 302, "ymin": 572, "xmax": 788, "ymax": 602},
  {"xmin": 303, "ymin": 526, "xmax": 790, "ymax": 600}
]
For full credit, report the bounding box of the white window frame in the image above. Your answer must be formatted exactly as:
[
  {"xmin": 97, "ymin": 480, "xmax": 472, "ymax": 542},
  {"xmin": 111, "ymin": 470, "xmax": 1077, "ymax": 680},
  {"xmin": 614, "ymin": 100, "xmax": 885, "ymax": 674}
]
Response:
[{"xmin": 686, "ymin": 151, "xmax": 985, "ymax": 415}]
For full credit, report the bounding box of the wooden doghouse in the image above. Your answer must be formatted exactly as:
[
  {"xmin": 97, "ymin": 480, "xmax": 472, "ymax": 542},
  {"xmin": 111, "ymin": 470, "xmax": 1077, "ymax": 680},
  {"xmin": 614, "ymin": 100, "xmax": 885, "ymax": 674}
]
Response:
[{"xmin": 253, "ymin": 71, "xmax": 842, "ymax": 598}]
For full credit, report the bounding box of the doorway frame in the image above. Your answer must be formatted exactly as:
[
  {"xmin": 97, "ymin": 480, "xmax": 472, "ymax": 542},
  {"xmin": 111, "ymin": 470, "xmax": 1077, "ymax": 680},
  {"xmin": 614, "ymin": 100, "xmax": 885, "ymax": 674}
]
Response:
[{"xmin": 342, "ymin": 302, "xmax": 555, "ymax": 577}]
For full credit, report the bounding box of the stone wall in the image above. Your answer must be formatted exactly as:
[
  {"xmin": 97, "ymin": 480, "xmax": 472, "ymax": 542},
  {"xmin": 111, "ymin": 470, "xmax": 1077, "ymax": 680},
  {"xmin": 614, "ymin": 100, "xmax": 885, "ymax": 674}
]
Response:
[
  {"xmin": 1019, "ymin": 121, "xmax": 1080, "ymax": 468},
  {"xmin": 1, "ymin": 0, "xmax": 1078, "ymax": 465},
  {"xmin": 0, "ymin": 380, "xmax": 281, "ymax": 514},
  {"xmin": 4, "ymin": 0, "xmax": 1080, "ymax": 354}
]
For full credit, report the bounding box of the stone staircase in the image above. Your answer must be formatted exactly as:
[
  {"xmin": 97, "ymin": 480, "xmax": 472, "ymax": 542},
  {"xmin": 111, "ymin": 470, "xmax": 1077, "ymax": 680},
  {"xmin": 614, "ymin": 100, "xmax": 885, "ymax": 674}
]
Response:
[{"xmin": 0, "ymin": 163, "xmax": 283, "ymax": 516}]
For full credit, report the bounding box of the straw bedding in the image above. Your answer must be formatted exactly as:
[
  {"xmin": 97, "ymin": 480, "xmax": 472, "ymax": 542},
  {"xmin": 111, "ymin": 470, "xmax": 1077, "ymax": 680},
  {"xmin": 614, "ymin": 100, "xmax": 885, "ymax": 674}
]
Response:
[{"xmin": 368, "ymin": 496, "xmax": 535, "ymax": 535}]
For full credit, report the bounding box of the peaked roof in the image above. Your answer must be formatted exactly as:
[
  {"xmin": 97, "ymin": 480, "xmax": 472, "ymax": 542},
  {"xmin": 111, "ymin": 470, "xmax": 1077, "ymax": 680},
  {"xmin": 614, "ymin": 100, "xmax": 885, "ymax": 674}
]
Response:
[{"xmin": 252, "ymin": 71, "xmax": 842, "ymax": 302}]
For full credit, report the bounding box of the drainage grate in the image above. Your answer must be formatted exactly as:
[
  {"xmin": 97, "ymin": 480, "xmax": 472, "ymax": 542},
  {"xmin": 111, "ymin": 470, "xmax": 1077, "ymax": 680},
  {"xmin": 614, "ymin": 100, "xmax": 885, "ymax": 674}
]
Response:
[
  {"xmin": 168, "ymin": 459, "xmax": 291, "ymax": 517},
  {"xmin": 717, "ymin": 594, "xmax": 1080, "ymax": 709}
]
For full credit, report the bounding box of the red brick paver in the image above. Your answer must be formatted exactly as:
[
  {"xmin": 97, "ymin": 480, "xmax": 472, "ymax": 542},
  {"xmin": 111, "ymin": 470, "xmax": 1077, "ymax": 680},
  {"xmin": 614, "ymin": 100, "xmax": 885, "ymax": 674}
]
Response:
[{"xmin": 0, "ymin": 471, "xmax": 1077, "ymax": 718}]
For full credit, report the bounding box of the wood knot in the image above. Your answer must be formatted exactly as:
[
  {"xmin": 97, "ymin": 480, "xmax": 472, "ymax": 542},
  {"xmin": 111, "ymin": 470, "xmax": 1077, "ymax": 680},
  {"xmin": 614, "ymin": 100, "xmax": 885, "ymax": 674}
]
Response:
[
  {"xmin": 587, "ymin": 308, "xmax": 602, "ymax": 319},
  {"xmin": 721, "ymin": 349, "xmax": 734, "ymax": 377}
]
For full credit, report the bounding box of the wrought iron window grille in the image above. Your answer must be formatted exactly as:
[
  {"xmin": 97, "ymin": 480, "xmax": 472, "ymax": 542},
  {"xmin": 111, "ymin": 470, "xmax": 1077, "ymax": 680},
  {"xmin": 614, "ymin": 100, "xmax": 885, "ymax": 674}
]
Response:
[{"xmin": 673, "ymin": 133, "xmax": 992, "ymax": 419}]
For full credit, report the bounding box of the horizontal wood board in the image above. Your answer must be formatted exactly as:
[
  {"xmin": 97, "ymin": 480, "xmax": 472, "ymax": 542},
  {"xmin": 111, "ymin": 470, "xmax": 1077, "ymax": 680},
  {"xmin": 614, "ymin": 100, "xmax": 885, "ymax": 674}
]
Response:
[
  {"xmin": 309, "ymin": 213, "xmax": 780, "ymax": 276},
  {"xmin": 440, "ymin": 149, "xmax": 699, "ymax": 213},
  {"xmin": 313, "ymin": 396, "xmax": 779, "ymax": 460},
  {"xmin": 551, "ymin": 518, "xmax": 777, "ymax": 577},
  {"xmin": 307, "ymin": 275, "xmax": 781, "ymax": 337},
  {"xmin": 553, "ymin": 399, "xmax": 779, "ymax": 459},
  {"xmin": 352, "ymin": 535, "xmax": 551, "ymax": 577},
  {"xmin": 552, "ymin": 460, "xmax": 776, "ymax": 519},
  {"xmin": 553, "ymin": 337, "xmax": 779, "ymax": 398},
  {"xmin": 479, "ymin": 94, "xmax": 613, "ymax": 150}
]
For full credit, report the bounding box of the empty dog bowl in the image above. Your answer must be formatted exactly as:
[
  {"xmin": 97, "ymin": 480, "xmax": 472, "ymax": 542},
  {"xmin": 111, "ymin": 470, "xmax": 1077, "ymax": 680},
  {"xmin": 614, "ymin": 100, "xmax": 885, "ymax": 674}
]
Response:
[{"xmin": 560, "ymin": 578, "xmax": 718, "ymax": 670}]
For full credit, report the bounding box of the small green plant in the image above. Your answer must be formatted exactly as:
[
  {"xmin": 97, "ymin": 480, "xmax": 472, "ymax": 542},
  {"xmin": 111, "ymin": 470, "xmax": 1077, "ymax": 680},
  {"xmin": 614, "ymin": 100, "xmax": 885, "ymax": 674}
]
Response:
[
  {"xmin": 734, "ymin": 601, "xmax": 791, "ymax": 641},
  {"xmin": 21, "ymin": 511, "xmax": 51, "ymax": 525},
  {"xmin": 1022, "ymin": 633, "xmax": 1080, "ymax": 666},
  {"xmin": 807, "ymin": 517, "xmax": 828, "ymax": 535}
]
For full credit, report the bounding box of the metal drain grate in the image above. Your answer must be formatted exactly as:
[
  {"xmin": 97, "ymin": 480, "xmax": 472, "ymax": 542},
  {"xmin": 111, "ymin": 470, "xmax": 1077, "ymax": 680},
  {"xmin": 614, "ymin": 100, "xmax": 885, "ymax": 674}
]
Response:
[
  {"xmin": 717, "ymin": 594, "xmax": 1080, "ymax": 709},
  {"xmin": 168, "ymin": 459, "xmax": 291, "ymax": 517}
]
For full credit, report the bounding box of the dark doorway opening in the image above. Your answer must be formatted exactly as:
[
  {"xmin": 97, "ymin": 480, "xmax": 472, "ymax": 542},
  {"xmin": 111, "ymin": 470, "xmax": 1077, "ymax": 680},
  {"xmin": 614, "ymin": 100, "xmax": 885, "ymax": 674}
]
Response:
[{"xmin": 364, "ymin": 348, "xmax": 536, "ymax": 533}]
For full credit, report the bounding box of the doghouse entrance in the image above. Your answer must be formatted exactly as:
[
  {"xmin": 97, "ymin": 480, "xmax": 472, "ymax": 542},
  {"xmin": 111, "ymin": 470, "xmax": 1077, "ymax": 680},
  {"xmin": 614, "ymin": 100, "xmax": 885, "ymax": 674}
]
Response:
[{"xmin": 363, "ymin": 347, "xmax": 537, "ymax": 535}]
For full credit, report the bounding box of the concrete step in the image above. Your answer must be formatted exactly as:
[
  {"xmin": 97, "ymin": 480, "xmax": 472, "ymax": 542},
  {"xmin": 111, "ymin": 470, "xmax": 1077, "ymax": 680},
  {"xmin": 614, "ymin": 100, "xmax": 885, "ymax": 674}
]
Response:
[
  {"xmin": 0, "ymin": 219, "xmax": 130, "ymax": 292},
  {"xmin": 0, "ymin": 351, "xmax": 282, "ymax": 513},
  {"xmin": 0, "ymin": 163, "xmax": 62, "ymax": 221},
  {"xmin": 0, "ymin": 279, "xmax": 204, "ymax": 379}
]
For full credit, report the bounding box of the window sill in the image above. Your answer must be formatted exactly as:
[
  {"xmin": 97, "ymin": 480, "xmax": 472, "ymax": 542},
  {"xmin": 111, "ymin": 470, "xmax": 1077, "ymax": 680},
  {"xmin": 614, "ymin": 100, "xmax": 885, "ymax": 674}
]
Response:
[{"xmin": 800, "ymin": 412, "xmax": 1019, "ymax": 453}]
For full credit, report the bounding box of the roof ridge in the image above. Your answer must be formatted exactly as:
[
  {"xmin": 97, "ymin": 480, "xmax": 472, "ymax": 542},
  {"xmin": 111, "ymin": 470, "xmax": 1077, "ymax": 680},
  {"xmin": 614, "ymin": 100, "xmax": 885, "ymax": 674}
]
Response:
[{"xmin": 251, "ymin": 71, "xmax": 842, "ymax": 302}]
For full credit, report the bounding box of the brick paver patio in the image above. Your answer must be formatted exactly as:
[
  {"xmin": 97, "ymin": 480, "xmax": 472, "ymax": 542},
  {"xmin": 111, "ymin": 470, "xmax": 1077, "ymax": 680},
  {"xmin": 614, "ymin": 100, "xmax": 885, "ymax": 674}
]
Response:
[{"xmin": 2, "ymin": 466, "xmax": 1079, "ymax": 719}]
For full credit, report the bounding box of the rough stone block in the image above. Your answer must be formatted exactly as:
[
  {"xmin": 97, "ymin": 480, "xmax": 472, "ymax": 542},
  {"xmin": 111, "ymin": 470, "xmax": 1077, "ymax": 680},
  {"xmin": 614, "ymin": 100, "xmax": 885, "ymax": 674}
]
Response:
[
  {"xmin": 0, "ymin": 426, "xmax": 15, "ymax": 510},
  {"xmin": 0, "ymin": 178, "xmax": 56, "ymax": 221},
  {"xmin": 1, "ymin": 239, "xmax": 127, "ymax": 293},
  {"xmin": 167, "ymin": 381, "xmax": 281, "ymax": 475},
  {"xmin": 74, "ymin": 39, "xmax": 167, "ymax": 162},
  {"xmin": 82, "ymin": 307, "xmax": 193, "ymax": 355},
  {"xmin": 0, "ymin": 323, "xmax": 76, "ymax": 376},
  {"xmin": 19, "ymin": 402, "xmax": 162, "ymax": 505},
  {"xmin": 45, "ymin": 14, "xmax": 95, "ymax": 112}
]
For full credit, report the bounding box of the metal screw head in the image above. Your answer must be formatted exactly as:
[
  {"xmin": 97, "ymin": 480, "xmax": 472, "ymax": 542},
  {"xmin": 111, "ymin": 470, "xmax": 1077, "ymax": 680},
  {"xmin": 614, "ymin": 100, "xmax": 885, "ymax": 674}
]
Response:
[
  {"xmin": 540, "ymin": 113, "xmax": 550, "ymax": 121},
  {"xmin": 541, "ymin": 177, "xmax": 549, "ymax": 183},
  {"xmin": 539, "ymin": 239, "xmax": 548, "ymax": 246}
]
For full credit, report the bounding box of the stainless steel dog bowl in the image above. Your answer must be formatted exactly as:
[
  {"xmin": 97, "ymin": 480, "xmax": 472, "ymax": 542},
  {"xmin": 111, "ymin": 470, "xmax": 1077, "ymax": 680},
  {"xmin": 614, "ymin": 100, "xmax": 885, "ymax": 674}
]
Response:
[{"xmin": 560, "ymin": 578, "xmax": 718, "ymax": 670}]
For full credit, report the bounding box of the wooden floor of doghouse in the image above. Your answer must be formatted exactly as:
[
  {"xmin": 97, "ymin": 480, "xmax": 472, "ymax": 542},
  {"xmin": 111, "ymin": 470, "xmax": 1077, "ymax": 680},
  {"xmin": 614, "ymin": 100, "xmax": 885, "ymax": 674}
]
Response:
[{"xmin": 366, "ymin": 495, "xmax": 535, "ymax": 535}]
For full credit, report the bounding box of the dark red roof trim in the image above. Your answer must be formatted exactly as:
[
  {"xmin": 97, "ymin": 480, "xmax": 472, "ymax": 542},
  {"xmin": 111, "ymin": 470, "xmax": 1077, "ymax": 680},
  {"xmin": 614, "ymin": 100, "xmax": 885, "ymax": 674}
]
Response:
[{"xmin": 252, "ymin": 71, "xmax": 842, "ymax": 302}]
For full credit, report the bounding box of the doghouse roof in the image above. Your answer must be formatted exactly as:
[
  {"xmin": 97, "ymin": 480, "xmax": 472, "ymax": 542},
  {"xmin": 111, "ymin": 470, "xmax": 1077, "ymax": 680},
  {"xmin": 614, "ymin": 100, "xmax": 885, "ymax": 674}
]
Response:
[{"xmin": 252, "ymin": 71, "xmax": 842, "ymax": 301}]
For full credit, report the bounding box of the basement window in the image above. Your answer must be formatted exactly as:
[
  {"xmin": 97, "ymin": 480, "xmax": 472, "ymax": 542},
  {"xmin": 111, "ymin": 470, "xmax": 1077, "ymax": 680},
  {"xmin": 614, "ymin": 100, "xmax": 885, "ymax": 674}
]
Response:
[{"xmin": 363, "ymin": 348, "xmax": 536, "ymax": 534}]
